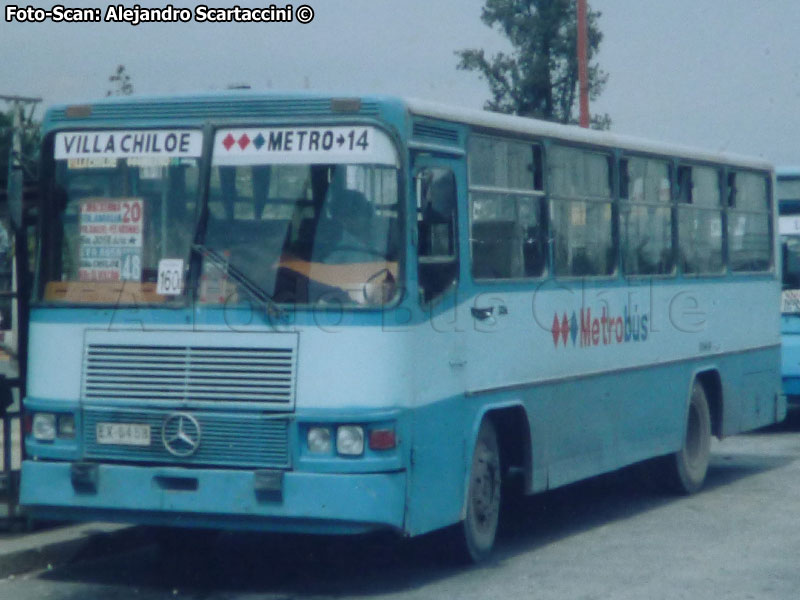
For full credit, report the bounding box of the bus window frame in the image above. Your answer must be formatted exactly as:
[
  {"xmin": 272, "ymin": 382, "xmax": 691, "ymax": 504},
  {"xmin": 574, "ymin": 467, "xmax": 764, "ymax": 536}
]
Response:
[
  {"xmin": 545, "ymin": 141, "xmax": 618, "ymax": 282},
  {"xmin": 675, "ymin": 161, "xmax": 728, "ymax": 279},
  {"xmin": 33, "ymin": 127, "xmax": 207, "ymax": 308},
  {"xmin": 618, "ymin": 151, "xmax": 677, "ymax": 280},
  {"xmin": 199, "ymin": 119, "xmax": 409, "ymax": 313},
  {"xmin": 466, "ymin": 131, "xmax": 548, "ymax": 284},
  {"xmin": 412, "ymin": 153, "xmax": 462, "ymax": 308},
  {"xmin": 724, "ymin": 167, "xmax": 774, "ymax": 275}
]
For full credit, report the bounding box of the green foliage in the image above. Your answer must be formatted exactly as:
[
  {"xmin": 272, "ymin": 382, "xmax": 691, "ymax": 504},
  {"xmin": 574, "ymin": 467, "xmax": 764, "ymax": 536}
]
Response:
[
  {"xmin": 0, "ymin": 113, "xmax": 10, "ymax": 184},
  {"xmin": 456, "ymin": 0, "xmax": 610, "ymax": 129},
  {"xmin": 0, "ymin": 109, "xmax": 41, "ymax": 186},
  {"xmin": 107, "ymin": 64, "xmax": 134, "ymax": 97}
]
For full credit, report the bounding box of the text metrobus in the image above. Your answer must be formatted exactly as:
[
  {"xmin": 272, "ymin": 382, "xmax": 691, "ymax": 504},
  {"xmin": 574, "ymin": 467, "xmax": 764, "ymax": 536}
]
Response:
[{"xmin": 20, "ymin": 92, "xmax": 784, "ymax": 561}]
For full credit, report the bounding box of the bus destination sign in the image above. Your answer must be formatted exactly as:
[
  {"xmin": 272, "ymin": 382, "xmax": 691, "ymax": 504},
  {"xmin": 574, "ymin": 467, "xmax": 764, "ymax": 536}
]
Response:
[
  {"xmin": 213, "ymin": 126, "xmax": 399, "ymax": 166},
  {"xmin": 55, "ymin": 129, "xmax": 203, "ymax": 160}
]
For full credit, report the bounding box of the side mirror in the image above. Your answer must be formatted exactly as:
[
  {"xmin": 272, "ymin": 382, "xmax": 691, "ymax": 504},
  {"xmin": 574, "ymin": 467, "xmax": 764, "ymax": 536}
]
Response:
[{"xmin": 362, "ymin": 269, "xmax": 395, "ymax": 306}]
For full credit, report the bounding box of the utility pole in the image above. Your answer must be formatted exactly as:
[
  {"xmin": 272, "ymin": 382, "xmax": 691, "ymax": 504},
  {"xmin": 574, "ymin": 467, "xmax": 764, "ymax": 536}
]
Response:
[
  {"xmin": 0, "ymin": 94, "xmax": 39, "ymax": 523},
  {"xmin": 2, "ymin": 94, "xmax": 41, "ymax": 230},
  {"xmin": 1, "ymin": 93, "xmax": 39, "ymax": 362},
  {"xmin": 576, "ymin": 0, "xmax": 590, "ymax": 128}
]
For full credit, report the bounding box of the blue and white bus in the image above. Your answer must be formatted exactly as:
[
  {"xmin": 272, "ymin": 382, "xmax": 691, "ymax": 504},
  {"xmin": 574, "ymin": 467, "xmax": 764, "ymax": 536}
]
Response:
[
  {"xmin": 777, "ymin": 167, "xmax": 800, "ymax": 409},
  {"xmin": 20, "ymin": 92, "xmax": 783, "ymax": 561}
]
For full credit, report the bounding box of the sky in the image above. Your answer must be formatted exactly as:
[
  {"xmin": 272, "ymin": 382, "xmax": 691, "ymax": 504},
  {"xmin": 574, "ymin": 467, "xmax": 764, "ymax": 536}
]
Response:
[{"xmin": 2, "ymin": 0, "xmax": 799, "ymax": 165}]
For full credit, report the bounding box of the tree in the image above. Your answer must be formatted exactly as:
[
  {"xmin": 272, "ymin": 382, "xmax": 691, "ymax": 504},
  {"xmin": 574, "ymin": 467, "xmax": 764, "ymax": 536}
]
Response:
[
  {"xmin": 106, "ymin": 64, "xmax": 134, "ymax": 97},
  {"xmin": 456, "ymin": 0, "xmax": 610, "ymax": 129},
  {"xmin": 0, "ymin": 108, "xmax": 41, "ymax": 187}
]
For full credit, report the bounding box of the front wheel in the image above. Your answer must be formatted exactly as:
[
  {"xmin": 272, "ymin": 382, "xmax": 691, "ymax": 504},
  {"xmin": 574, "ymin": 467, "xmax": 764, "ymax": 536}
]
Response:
[
  {"xmin": 456, "ymin": 418, "xmax": 502, "ymax": 563},
  {"xmin": 666, "ymin": 380, "xmax": 712, "ymax": 494}
]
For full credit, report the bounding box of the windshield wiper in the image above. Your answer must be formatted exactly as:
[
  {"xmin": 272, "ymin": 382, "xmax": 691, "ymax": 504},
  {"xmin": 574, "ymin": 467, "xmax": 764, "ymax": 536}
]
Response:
[{"xmin": 191, "ymin": 243, "xmax": 287, "ymax": 322}]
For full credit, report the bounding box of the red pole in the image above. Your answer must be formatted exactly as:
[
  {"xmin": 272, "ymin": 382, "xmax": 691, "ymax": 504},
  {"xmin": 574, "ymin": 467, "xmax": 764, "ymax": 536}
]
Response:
[{"xmin": 577, "ymin": 0, "xmax": 590, "ymax": 128}]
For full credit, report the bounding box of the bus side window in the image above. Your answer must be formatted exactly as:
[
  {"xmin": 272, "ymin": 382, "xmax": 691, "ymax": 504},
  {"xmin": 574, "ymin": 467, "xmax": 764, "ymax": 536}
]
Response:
[
  {"xmin": 548, "ymin": 145, "xmax": 615, "ymax": 277},
  {"xmin": 468, "ymin": 136, "xmax": 544, "ymax": 280},
  {"xmin": 727, "ymin": 171, "xmax": 771, "ymax": 272},
  {"xmin": 417, "ymin": 167, "xmax": 458, "ymax": 304},
  {"xmin": 620, "ymin": 156, "xmax": 673, "ymax": 276},
  {"xmin": 678, "ymin": 165, "xmax": 724, "ymax": 275}
]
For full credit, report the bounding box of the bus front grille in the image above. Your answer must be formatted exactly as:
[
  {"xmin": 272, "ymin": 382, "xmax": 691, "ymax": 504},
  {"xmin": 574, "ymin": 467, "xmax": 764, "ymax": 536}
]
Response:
[
  {"xmin": 82, "ymin": 342, "xmax": 297, "ymax": 406},
  {"xmin": 82, "ymin": 407, "xmax": 290, "ymax": 468}
]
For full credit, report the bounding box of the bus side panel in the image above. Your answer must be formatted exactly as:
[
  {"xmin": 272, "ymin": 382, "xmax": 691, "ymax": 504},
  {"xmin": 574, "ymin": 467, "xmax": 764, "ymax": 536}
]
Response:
[
  {"xmin": 718, "ymin": 345, "xmax": 783, "ymax": 434},
  {"xmin": 781, "ymin": 315, "xmax": 800, "ymax": 407},
  {"xmin": 526, "ymin": 347, "xmax": 780, "ymax": 492},
  {"xmin": 524, "ymin": 363, "xmax": 683, "ymax": 491},
  {"xmin": 404, "ymin": 394, "xmax": 468, "ymax": 537}
]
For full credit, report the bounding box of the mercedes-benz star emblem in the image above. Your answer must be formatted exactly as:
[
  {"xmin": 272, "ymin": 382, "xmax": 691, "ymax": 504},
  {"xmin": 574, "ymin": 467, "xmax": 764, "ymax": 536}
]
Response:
[{"xmin": 162, "ymin": 413, "xmax": 202, "ymax": 457}]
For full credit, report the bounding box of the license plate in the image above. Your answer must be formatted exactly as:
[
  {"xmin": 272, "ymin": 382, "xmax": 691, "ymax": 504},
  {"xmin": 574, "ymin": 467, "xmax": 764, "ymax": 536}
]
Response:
[{"xmin": 96, "ymin": 422, "xmax": 151, "ymax": 446}]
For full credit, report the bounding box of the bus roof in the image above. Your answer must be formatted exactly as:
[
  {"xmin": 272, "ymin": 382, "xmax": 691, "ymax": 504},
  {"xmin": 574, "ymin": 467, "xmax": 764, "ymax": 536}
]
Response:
[
  {"xmin": 777, "ymin": 166, "xmax": 800, "ymax": 179},
  {"xmin": 44, "ymin": 90, "xmax": 773, "ymax": 172},
  {"xmin": 405, "ymin": 97, "xmax": 773, "ymax": 172}
]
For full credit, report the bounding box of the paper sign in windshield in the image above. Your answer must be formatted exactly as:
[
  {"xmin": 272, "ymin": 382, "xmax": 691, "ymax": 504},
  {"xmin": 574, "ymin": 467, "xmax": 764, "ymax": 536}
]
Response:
[
  {"xmin": 79, "ymin": 199, "xmax": 143, "ymax": 282},
  {"xmin": 213, "ymin": 126, "xmax": 398, "ymax": 166},
  {"xmin": 782, "ymin": 290, "xmax": 800, "ymax": 314},
  {"xmin": 56, "ymin": 130, "xmax": 202, "ymax": 160},
  {"xmin": 157, "ymin": 259, "xmax": 184, "ymax": 295},
  {"xmin": 780, "ymin": 216, "xmax": 800, "ymax": 236}
]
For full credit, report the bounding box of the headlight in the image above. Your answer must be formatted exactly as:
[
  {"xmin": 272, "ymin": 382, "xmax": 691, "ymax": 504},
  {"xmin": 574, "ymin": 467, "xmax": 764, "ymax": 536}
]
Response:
[
  {"xmin": 307, "ymin": 427, "xmax": 332, "ymax": 454},
  {"xmin": 58, "ymin": 414, "xmax": 76, "ymax": 438},
  {"xmin": 336, "ymin": 425, "xmax": 364, "ymax": 456},
  {"xmin": 32, "ymin": 413, "xmax": 56, "ymax": 441}
]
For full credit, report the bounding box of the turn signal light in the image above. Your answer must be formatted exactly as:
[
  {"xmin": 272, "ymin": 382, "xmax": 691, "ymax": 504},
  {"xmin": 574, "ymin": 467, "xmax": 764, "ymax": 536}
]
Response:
[
  {"xmin": 23, "ymin": 412, "xmax": 32, "ymax": 435},
  {"xmin": 368, "ymin": 428, "xmax": 396, "ymax": 451},
  {"xmin": 58, "ymin": 415, "xmax": 76, "ymax": 438}
]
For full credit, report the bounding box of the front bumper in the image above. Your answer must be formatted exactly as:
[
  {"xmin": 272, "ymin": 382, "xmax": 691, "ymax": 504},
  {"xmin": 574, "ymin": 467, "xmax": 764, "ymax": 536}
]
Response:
[{"xmin": 20, "ymin": 460, "xmax": 407, "ymax": 535}]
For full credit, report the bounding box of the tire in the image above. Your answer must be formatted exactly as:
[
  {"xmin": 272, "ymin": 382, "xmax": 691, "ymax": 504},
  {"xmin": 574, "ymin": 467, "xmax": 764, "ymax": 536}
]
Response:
[
  {"xmin": 665, "ymin": 380, "xmax": 712, "ymax": 494},
  {"xmin": 456, "ymin": 418, "xmax": 502, "ymax": 563}
]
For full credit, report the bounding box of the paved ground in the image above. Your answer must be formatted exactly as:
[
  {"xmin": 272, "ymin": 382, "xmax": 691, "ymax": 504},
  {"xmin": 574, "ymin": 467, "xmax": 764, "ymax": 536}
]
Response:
[{"xmin": 2, "ymin": 417, "xmax": 800, "ymax": 599}]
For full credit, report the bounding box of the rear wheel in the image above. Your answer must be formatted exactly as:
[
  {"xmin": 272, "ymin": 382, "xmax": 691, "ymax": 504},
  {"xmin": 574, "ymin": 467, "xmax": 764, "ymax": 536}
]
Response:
[
  {"xmin": 456, "ymin": 418, "xmax": 501, "ymax": 563},
  {"xmin": 665, "ymin": 380, "xmax": 712, "ymax": 493}
]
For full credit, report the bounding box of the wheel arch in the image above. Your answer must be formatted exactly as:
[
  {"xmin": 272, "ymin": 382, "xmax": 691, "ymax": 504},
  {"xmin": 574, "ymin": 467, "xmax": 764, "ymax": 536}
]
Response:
[
  {"xmin": 461, "ymin": 401, "xmax": 532, "ymax": 517},
  {"xmin": 694, "ymin": 368, "xmax": 724, "ymax": 439}
]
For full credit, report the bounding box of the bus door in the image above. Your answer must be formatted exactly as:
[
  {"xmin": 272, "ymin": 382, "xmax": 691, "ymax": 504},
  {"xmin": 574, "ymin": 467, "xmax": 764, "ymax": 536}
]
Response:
[
  {"xmin": 780, "ymin": 215, "xmax": 800, "ymax": 400},
  {"xmin": 407, "ymin": 151, "xmax": 472, "ymax": 534},
  {"xmin": 412, "ymin": 152, "xmax": 467, "ymax": 374}
]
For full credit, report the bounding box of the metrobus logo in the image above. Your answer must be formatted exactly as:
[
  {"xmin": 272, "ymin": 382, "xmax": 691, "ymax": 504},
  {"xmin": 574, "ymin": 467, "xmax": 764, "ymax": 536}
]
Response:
[{"xmin": 552, "ymin": 306, "xmax": 649, "ymax": 348}]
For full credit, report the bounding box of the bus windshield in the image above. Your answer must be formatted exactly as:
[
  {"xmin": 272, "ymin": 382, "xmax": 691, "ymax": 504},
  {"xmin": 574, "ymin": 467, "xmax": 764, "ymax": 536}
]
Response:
[
  {"xmin": 41, "ymin": 129, "xmax": 202, "ymax": 305},
  {"xmin": 783, "ymin": 235, "xmax": 800, "ymax": 291},
  {"xmin": 39, "ymin": 126, "xmax": 402, "ymax": 308},
  {"xmin": 779, "ymin": 182, "xmax": 800, "ymax": 313},
  {"xmin": 780, "ymin": 213, "xmax": 800, "ymax": 313},
  {"xmin": 202, "ymin": 126, "xmax": 401, "ymax": 307}
]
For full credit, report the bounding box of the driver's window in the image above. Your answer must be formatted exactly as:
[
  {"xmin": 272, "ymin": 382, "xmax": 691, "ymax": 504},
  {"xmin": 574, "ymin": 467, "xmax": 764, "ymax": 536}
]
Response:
[{"xmin": 417, "ymin": 167, "xmax": 458, "ymax": 304}]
